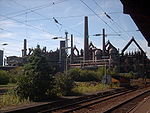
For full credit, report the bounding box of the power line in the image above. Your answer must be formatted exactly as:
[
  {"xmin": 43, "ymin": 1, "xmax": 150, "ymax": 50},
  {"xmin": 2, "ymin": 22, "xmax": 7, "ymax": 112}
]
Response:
[
  {"xmin": 91, "ymin": 0, "xmax": 136, "ymax": 42},
  {"xmin": 0, "ymin": 14, "xmax": 53, "ymax": 35},
  {"xmin": 0, "ymin": 0, "xmax": 69, "ymax": 22},
  {"xmin": 79, "ymin": 0, "xmax": 120, "ymax": 36},
  {"xmin": 6, "ymin": 0, "xmax": 83, "ymax": 37},
  {"xmin": 92, "ymin": 0, "xmax": 143, "ymax": 47}
]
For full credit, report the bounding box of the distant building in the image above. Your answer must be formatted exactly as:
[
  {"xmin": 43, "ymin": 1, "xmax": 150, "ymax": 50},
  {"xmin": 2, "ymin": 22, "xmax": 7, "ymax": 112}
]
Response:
[{"xmin": 0, "ymin": 50, "xmax": 3, "ymax": 66}]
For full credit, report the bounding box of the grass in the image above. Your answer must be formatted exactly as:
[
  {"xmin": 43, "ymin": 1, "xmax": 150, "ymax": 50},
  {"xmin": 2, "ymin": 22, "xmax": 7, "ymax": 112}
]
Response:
[
  {"xmin": 0, "ymin": 89, "xmax": 31, "ymax": 110},
  {"xmin": 72, "ymin": 82, "xmax": 119, "ymax": 94},
  {"xmin": 0, "ymin": 83, "xmax": 16, "ymax": 89}
]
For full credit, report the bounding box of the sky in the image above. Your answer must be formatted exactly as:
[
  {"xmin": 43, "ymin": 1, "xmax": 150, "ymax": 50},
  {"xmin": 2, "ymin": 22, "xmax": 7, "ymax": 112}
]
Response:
[{"xmin": 0, "ymin": 0, "xmax": 150, "ymax": 58}]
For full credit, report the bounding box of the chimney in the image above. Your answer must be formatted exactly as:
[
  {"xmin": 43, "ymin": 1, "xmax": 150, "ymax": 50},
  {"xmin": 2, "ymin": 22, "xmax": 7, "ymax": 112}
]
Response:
[
  {"xmin": 22, "ymin": 39, "xmax": 27, "ymax": 57},
  {"xmin": 70, "ymin": 34, "xmax": 74, "ymax": 64},
  {"xmin": 102, "ymin": 28, "xmax": 106, "ymax": 54},
  {"xmin": 84, "ymin": 16, "xmax": 89, "ymax": 61}
]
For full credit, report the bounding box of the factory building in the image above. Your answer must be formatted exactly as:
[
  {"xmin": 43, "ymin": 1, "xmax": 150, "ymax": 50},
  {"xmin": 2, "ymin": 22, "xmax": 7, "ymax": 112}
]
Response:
[{"xmin": 5, "ymin": 16, "xmax": 150, "ymax": 75}]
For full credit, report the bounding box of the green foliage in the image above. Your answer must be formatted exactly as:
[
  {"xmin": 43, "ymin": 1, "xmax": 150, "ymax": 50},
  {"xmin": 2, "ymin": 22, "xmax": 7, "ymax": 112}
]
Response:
[
  {"xmin": 107, "ymin": 67, "xmax": 119, "ymax": 76},
  {"xmin": 0, "ymin": 89, "xmax": 30, "ymax": 109},
  {"xmin": 0, "ymin": 70, "xmax": 9, "ymax": 85},
  {"xmin": 68, "ymin": 68, "xmax": 81, "ymax": 81},
  {"xmin": 79, "ymin": 70, "xmax": 98, "ymax": 81},
  {"xmin": 72, "ymin": 82, "xmax": 118, "ymax": 94},
  {"xmin": 8, "ymin": 67, "xmax": 23, "ymax": 83},
  {"xmin": 16, "ymin": 45, "xmax": 53, "ymax": 101},
  {"xmin": 120, "ymin": 71, "xmax": 135, "ymax": 79},
  {"xmin": 68, "ymin": 67, "xmax": 106, "ymax": 82},
  {"xmin": 50, "ymin": 73, "xmax": 75, "ymax": 96}
]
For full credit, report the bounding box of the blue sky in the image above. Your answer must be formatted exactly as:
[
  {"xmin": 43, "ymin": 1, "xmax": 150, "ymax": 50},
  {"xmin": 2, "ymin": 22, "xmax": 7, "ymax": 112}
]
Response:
[{"xmin": 0, "ymin": 0, "xmax": 150, "ymax": 58}]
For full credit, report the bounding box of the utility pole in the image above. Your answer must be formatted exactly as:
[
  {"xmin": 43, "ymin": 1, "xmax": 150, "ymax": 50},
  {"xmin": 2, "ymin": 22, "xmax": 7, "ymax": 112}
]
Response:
[{"xmin": 93, "ymin": 28, "xmax": 120, "ymax": 56}]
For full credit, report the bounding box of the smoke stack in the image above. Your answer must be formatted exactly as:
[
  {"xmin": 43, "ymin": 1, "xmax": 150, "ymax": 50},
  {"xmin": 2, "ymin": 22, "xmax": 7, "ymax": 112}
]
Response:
[
  {"xmin": 70, "ymin": 34, "xmax": 74, "ymax": 64},
  {"xmin": 102, "ymin": 28, "xmax": 106, "ymax": 54},
  {"xmin": 22, "ymin": 39, "xmax": 27, "ymax": 57},
  {"xmin": 84, "ymin": 16, "xmax": 89, "ymax": 61}
]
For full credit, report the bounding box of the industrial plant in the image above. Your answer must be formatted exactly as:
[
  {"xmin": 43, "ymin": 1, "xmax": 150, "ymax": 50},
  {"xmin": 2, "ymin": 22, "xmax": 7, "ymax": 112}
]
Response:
[{"xmin": 2, "ymin": 16, "xmax": 150, "ymax": 75}]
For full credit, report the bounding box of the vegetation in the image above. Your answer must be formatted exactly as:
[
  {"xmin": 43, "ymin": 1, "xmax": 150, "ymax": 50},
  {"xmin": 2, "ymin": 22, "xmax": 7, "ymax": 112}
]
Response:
[
  {"xmin": 107, "ymin": 67, "xmax": 119, "ymax": 76},
  {"xmin": 16, "ymin": 45, "xmax": 53, "ymax": 101},
  {"xmin": 72, "ymin": 82, "xmax": 118, "ymax": 94},
  {"xmin": 0, "ymin": 89, "xmax": 30, "ymax": 109},
  {"xmin": 0, "ymin": 70, "xmax": 9, "ymax": 85},
  {"xmin": 68, "ymin": 67, "xmax": 105, "ymax": 82},
  {"xmin": 50, "ymin": 72, "xmax": 75, "ymax": 96},
  {"xmin": 8, "ymin": 67, "xmax": 23, "ymax": 83},
  {"xmin": 120, "ymin": 71, "xmax": 135, "ymax": 79}
]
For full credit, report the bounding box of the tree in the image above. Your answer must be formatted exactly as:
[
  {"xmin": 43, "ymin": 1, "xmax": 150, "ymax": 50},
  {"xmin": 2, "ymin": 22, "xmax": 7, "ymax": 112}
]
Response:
[{"xmin": 17, "ymin": 45, "xmax": 53, "ymax": 101}]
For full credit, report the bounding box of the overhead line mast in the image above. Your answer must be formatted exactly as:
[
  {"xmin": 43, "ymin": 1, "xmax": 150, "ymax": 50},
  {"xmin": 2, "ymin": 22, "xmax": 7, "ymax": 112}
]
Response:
[{"xmin": 93, "ymin": 28, "xmax": 120, "ymax": 55}]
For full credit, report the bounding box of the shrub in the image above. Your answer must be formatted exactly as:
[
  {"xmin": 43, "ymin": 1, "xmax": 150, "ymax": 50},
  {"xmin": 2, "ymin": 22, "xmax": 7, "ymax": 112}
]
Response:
[
  {"xmin": 0, "ymin": 70, "xmax": 9, "ymax": 85},
  {"xmin": 50, "ymin": 73, "xmax": 75, "ymax": 96},
  {"xmin": 16, "ymin": 45, "xmax": 53, "ymax": 101},
  {"xmin": 107, "ymin": 67, "xmax": 119, "ymax": 76},
  {"xmin": 79, "ymin": 70, "xmax": 97, "ymax": 82},
  {"xmin": 1, "ymin": 89, "xmax": 30, "ymax": 108},
  {"xmin": 68, "ymin": 68, "xmax": 81, "ymax": 81},
  {"xmin": 120, "ymin": 71, "xmax": 135, "ymax": 79},
  {"xmin": 8, "ymin": 67, "xmax": 23, "ymax": 83}
]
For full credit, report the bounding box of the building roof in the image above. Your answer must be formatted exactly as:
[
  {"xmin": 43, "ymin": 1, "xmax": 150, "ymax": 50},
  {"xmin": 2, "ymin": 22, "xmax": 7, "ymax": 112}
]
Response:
[{"xmin": 120, "ymin": 0, "xmax": 150, "ymax": 46}]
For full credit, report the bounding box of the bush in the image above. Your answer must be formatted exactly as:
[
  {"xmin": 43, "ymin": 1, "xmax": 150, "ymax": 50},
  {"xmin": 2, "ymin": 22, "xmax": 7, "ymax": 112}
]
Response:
[
  {"xmin": 120, "ymin": 71, "xmax": 135, "ymax": 79},
  {"xmin": 68, "ymin": 68, "xmax": 81, "ymax": 81},
  {"xmin": 16, "ymin": 45, "xmax": 53, "ymax": 101},
  {"xmin": 1, "ymin": 89, "xmax": 30, "ymax": 108},
  {"xmin": 79, "ymin": 70, "xmax": 97, "ymax": 82},
  {"xmin": 68, "ymin": 67, "xmax": 106, "ymax": 82},
  {"xmin": 9, "ymin": 67, "xmax": 23, "ymax": 83},
  {"xmin": 0, "ymin": 70, "xmax": 9, "ymax": 85},
  {"xmin": 107, "ymin": 67, "xmax": 119, "ymax": 76},
  {"xmin": 50, "ymin": 73, "xmax": 75, "ymax": 96}
]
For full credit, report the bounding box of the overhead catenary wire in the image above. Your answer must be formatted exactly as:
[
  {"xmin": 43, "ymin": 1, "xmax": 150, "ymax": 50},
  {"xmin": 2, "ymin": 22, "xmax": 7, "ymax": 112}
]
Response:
[
  {"xmin": 79, "ymin": 0, "xmax": 120, "ymax": 36},
  {"xmin": 92, "ymin": 0, "xmax": 143, "ymax": 48},
  {"xmin": 10, "ymin": 0, "xmax": 83, "ymax": 37},
  {"xmin": 0, "ymin": 0, "xmax": 69, "ymax": 22},
  {"xmin": 0, "ymin": 14, "xmax": 53, "ymax": 36}
]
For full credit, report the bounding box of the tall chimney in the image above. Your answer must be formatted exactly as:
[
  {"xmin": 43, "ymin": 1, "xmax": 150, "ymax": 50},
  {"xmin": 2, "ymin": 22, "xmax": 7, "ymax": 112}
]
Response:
[
  {"xmin": 102, "ymin": 28, "xmax": 106, "ymax": 55},
  {"xmin": 84, "ymin": 16, "xmax": 89, "ymax": 61},
  {"xmin": 23, "ymin": 39, "xmax": 27, "ymax": 57},
  {"xmin": 70, "ymin": 34, "xmax": 74, "ymax": 64}
]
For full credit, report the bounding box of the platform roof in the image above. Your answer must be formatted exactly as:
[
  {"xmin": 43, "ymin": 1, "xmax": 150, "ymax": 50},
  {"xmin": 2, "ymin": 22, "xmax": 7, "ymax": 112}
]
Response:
[{"xmin": 120, "ymin": 0, "xmax": 150, "ymax": 46}]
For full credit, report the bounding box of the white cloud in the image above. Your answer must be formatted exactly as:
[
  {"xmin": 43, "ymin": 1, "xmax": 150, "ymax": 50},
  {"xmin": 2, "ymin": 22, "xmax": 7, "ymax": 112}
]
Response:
[
  {"xmin": 70, "ymin": 20, "xmax": 83, "ymax": 28},
  {"xmin": 0, "ymin": 32, "xmax": 13, "ymax": 38},
  {"xmin": 0, "ymin": 20, "xmax": 20, "ymax": 28}
]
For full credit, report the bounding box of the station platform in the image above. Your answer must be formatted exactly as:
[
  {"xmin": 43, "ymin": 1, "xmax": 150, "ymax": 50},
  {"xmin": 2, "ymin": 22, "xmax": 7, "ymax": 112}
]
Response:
[{"xmin": 130, "ymin": 95, "xmax": 150, "ymax": 113}]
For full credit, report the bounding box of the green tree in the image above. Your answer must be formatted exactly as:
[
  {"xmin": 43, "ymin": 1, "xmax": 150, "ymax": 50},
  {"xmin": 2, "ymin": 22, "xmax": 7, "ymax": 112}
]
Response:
[
  {"xmin": 50, "ymin": 72, "xmax": 75, "ymax": 96},
  {"xmin": 0, "ymin": 70, "xmax": 9, "ymax": 85},
  {"xmin": 16, "ymin": 45, "xmax": 53, "ymax": 101}
]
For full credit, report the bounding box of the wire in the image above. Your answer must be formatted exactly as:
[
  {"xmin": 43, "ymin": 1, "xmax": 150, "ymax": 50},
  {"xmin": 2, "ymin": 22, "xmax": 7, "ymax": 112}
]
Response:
[
  {"xmin": 0, "ymin": 14, "xmax": 53, "ymax": 35},
  {"xmin": 79, "ymin": 0, "xmax": 120, "ymax": 36},
  {"xmin": 91, "ymin": 0, "xmax": 138, "ymax": 43},
  {"xmin": 93, "ymin": 0, "xmax": 145, "ymax": 48},
  {"xmin": 12, "ymin": 0, "xmax": 83, "ymax": 37},
  {"xmin": 0, "ymin": 0, "xmax": 69, "ymax": 22}
]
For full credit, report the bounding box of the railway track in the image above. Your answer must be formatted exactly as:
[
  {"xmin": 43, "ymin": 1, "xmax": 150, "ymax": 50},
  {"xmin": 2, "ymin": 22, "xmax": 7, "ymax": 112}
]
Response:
[
  {"xmin": 3, "ymin": 87, "xmax": 131, "ymax": 113},
  {"xmin": 103, "ymin": 89, "xmax": 150, "ymax": 113},
  {"xmin": 68, "ymin": 87, "xmax": 150, "ymax": 113},
  {"xmin": 3, "ymin": 85, "xmax": 150, "ymax": 113},
  {"xmin": 39, "ymin": 89, "xmax": 136, "ymax": 113}
]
